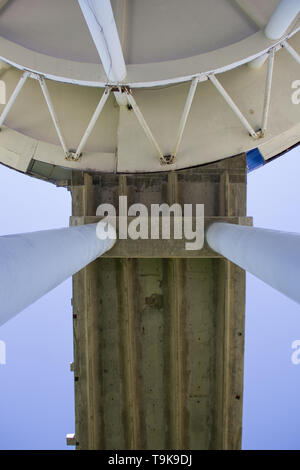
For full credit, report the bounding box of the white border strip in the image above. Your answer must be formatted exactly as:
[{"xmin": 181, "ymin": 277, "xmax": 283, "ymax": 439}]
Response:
[{"xmin": 0, "ymin": 28, "xmax": 298, "ymax": 89}]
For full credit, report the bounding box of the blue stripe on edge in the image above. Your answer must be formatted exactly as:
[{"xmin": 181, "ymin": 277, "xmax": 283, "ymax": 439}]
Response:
[{"xmin": 246, "ymin": 148, "xmax": 265, "ymax": 172}]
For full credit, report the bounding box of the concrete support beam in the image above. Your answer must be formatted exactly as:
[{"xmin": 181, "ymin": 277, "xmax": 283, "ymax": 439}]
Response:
[
  {"xmin": 0, "ymin": 223, "xmax": 115, "ymax": 325},
  {"xmin": 207, "ymin": 222, "xmax": 300, "ymax": 305}
]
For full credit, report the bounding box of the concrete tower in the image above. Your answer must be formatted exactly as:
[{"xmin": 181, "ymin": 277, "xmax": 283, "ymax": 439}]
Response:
[{"xmin": 0, "ymin": 0, "xmax": 299, "ymax": 450}]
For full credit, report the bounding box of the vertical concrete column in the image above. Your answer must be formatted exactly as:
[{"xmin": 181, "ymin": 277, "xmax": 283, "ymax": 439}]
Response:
[{"xmin": 71, "ymin": 155, "xmax": 247, "ymax": 450}]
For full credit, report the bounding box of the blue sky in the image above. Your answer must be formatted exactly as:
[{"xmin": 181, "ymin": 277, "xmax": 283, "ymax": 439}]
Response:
[
  {"xmin": 243, "ymin": 146, "xmax": 300, "ymax": 450},
  {"xmin": 0, "ymin": 147, "xmax": 300, "ymax": 450},
  {"xmin": 0, "ymin": 170, "xmax": 74, "ymax": 450}
]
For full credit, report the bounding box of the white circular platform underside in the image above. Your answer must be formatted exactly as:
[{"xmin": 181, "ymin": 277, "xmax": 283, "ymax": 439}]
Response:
[{"xmin": 0, "ymin": 0, "xmax": 299, "ymax": 179}]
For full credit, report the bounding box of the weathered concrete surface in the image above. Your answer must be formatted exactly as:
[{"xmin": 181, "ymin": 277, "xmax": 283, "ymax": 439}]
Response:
[{"xmin": 70, "ymin": 154, "xmax": 247, "ymax": 449}]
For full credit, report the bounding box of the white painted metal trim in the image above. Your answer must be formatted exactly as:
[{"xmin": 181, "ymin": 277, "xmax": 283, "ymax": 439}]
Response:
[
  {"xmin": 0, "ymin": 71, "xmax": 29, "ymax": 128},
  {"xmin": 261, "ymin": 48, "xmax": 275, "ymax": 137},
  {"xmin": 283, "ymin": 40, "xmax": 300, "ymax": 65},
  {"xmin": 0, "ymin": 28, "xmax": 298, "ymax": 89},
  {"xmin": 172, "ymin": 77, "xmax": 198, "ymax": 159},
  {"xmin": 209, "ymin": 74, "xmax": 259, "ymax": 138},
  {"xmin": 126, "ymin": 90, "xmax": 164, "ymax": 162},
  {"xmin": 72, "ymin": 87, "xmax": 111, "ymax": 160},
  {"xmin": 38, "ymin": 76, "xmax": 69, "ymax": 156},
  {"xmin": 0, "ymin": 35, "xmax": 299, "ymax": 163}
]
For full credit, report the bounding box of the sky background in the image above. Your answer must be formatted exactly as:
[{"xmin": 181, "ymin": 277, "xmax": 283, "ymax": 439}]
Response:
[{"xmin": 0, "ymin": 147, "xmax": 300, "ymax": 450}]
